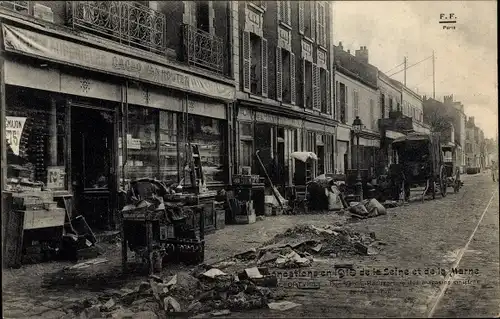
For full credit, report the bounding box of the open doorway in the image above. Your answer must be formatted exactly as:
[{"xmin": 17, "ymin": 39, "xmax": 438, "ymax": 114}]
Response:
[{"xmin": 71, "ymin": 105, "xmax": 116, "ymax": 230}]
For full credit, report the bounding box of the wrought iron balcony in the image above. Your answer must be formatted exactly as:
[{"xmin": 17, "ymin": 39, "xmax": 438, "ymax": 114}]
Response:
[
  {"xmin": 0, "ymin": 1, "xmax": 29, "ymax": 13},
  {"xmin": 182, "ymin": 24, "xmax": 224, "ymax": 74},
  {"xmin": 67, "ymin": 1, "xmax": 166, "ymax": 54}
]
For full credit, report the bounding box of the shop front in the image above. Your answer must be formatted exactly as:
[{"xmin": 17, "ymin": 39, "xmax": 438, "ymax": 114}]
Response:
[
  {"xmin": 1, "ymin": 23, "xmax": 235, "ymax": 230},
  {"xmin": 235, "ymin": 103, "xmax": 336, "ymax": 190},
  {"xmin": 336, "ymin": 125, "xmax": 351, "ymax": 174}
]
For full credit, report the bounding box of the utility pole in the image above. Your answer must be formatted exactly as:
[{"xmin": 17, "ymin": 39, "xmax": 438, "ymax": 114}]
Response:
[
  {"xmin": 403, "ymin": 56, "xmax": 407, "ymax": 86},
  {"xmin": 432, "ymin": 50, "xmax": 435, "ymax": 99}
]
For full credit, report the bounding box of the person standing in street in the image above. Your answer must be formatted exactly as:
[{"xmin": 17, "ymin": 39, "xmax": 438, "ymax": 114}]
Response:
[{"xmin": 492, "ymin": 160, "xmax": 498, "ymax": 182}]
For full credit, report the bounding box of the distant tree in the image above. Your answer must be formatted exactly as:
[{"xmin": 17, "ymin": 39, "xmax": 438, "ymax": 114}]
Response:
[{"xmin": 424, "ymin": 108, "xmax": 452, "ymax": 133}]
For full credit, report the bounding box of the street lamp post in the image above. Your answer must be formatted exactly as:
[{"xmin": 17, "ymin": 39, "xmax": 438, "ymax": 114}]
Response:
[{"xmin": 352, "ymin": 116, "xmax": 364, "ymax": 202}]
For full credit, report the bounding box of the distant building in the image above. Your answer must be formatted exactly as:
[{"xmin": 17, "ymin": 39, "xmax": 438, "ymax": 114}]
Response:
[{"xmin": 333, "ymin": 42, "xmax": 380, "ymax": 175}]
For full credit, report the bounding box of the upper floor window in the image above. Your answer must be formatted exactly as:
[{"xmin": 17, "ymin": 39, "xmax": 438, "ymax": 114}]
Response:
[
  {"xmin": 352, "ymin": 90, "xmax": 359, "ymax": 117},
  {"xmin": 277, "ymin": 48, "xmax": 295, "ymax": 104},
  {"xmin": 339, "ymin": 83, "xmax": 347, "ymax": 124},
  {"xmin": 242, "ymin": 31, "xmax": 268, "ymax": 97},
  {"xmin": 195, "ymin": 1, "xmax": 210, "ymax": 33},
  {"xmin": 316, "ymin": 2, "xmax": 327, "ymax": 46},
  {"xmin": 319, "ymin": 68, "xmax": 330, "ymax": 114},
  {"xmin": 380, "ymin": 93, "xmax": 385, "ymax": 118},
  {"xmin": 302, "ymin": 1, "xmax": 315, "ymax": 39},
  {"xmin": 369, "ymin": 99, "xmax": 375, "ymax": 130},
  {"xmin": 278, "ymin": 1, "xmax": 291, "ymax": 25}
]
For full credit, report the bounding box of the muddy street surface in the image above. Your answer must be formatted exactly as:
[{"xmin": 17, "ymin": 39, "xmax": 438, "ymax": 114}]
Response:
[{"xmin": 2, "ymin": 172, "xmax": 498, "ymax": 318}]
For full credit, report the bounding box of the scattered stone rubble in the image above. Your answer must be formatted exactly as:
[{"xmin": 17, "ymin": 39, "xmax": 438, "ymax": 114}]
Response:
[{"xmin": 71, "ymin": 223, "xmax": 383, "ymax": 318}]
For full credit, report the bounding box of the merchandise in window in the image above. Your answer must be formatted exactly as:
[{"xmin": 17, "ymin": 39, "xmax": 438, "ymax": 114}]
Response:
[
  {"xmin": 185, "ymin": 114, "xmax": 225, "ymax": 184},
  {"xmin": 123, "ymin": 105, "xmax": 158, "ymax": 181},
  {"xmin": 5, "ymin": 87, "xmax": 68, "ymax": 191},
  {"xmin": 159, "ymin": 111, "xmax": 179, "ymax": 185}
]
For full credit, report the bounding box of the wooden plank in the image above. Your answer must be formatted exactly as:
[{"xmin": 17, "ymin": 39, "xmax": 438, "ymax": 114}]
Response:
[{"xmin": 20, "ymin": 209, "xmax": 66, "ymax": 230}]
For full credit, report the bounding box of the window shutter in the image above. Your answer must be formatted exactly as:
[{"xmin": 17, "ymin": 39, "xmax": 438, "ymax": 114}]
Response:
[
  {"xmin": 312, "ymin": 63, "xmax": 318, "ymax": 109},
  {"xmin": 290, "ymin": 52, "xmax": 296, "ymax": 105},
  {"xmin": 302, "ymin": 59, "xmax": 306, "ymax": 108},
  {"xmin": 298, "ymin": 1, "xmax": 304, "ymax": 33},
  {"xmin": 261, "ymin": 38, "xmax": 268, "ymax": 97},
  {"xmin": 316, "ymin": 2, "xmax": 320, "ymax": 43},
  {"xmin": 336, "ymin": 81, "xmax": 340, "ymax": 120},
  {"xmin": 242, "ymin": 31, "xmax": 251, "ymax": 92},
  {"xmin": 276, "ymin": 47, "xmax": 283, "ymax": 101},
  {"xmin": 311, "ymin": 1, "xmax": 316, "ymax": 42},
  {"xmin": 326, "ymin": 70, "xmax": 331, "ymax": 114},
  {"xmin": 261, "ymin": 1, "xmax": 267, "ymax": 10},
  {"xmin": 316, "ymin": 64, "xmax": 321, "ymax": 110},
  {"xmin": 278, "ymin": 1, "xmax": 285, "ymax": 22},
  {"xmin": 286, "ymin": 1, "xmax": 291, "ymax": 25}
]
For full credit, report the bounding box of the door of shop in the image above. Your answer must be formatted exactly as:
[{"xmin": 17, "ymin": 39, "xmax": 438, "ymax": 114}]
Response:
[{"xmin": 71, "ymin": 104, "xmax": 117, "ymax": 230}]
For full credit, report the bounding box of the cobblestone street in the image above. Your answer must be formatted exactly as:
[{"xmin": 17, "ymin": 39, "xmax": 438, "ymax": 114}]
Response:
[{"xmin": 2, "ymin": 172, "xmax": 499, "ymax": 318}]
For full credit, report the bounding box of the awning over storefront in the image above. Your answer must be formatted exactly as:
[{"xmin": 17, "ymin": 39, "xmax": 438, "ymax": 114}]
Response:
[{"xmin": 386, "ymin": 130, "xmax": 406, "ymax": 140}]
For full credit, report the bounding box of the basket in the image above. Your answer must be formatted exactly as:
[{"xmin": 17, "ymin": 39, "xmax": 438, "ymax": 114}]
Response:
[{"xmin": 163, "ymin": 239, "xmax": 205, "ymax": 265}]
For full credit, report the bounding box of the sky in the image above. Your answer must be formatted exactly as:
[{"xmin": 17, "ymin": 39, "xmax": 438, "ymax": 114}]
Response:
[{"xmin": 332, "ymin": 1, "xmax": 498, "ymax": 139}]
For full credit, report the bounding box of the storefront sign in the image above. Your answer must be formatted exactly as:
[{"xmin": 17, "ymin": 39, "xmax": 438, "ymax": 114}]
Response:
[
  {"xmin": 118, "ymin": 135, "xmax": 142, "ymax": 150},
  {"xmin": 5, "ymin": 116, "xmax": 27, "ymax": 156},
  {"xmin": 337, "ymin": 126, "xmax": 351, "ymax": 142},
  {"xmin": 2, "ymin": 24, "xmax": 235, "ymax": 101},
  {"xmin": 304, "ymin": 121, "xmax": 324, "ymax": 132},
  {"xmin": 47, "ymin": 166, "xmax": 65, "ymax": 190},
  {"xmin": 278, "ymin": 117, "xmax": 302, "ymax": 128},
  {"xmin": 255, "ymin": 112, "xmax": 278, "ymax": 125}
]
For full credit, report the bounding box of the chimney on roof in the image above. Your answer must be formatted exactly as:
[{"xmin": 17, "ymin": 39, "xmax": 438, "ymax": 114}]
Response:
[
  {"xmin": 355, "ymin": 46, "xmax": 369, "ymax": 64},
  {"xmin": 347, "ymin": 49, "xmax": 350, "ymax": 54},
  {"xmin": 338, "ymin": 41, "xmax": 343, "ymax": 51}
]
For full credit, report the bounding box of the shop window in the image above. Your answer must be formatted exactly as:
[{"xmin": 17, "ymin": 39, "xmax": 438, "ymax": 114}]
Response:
[
  {"xmin": 124, "ymin": 105, "xmax": 158, "ymax": 181},
  {"xmin": 5, "ymin": 87, "xmax": 68, "ymax": 190},
  {"xmin": 397, "ymin": 102, "xmax": 401, "ymax": 112},
  {"xmin": 159, "ymin": 111, "xmax": 179, "ymax": 185},
  {"xmin": 186, "ymin": 114, "xmax": 225, "ymax": 184},
  {"xmin": 239, "ymin": 122, "xmax": 253, "ymax": 170}
]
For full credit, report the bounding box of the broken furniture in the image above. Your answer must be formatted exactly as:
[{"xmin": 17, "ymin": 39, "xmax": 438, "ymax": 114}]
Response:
[
  {"xmin": 121, "ymin": 180, "xmax": 207, "ymax": 274},
  {"xmin": 231, "ymin": 174, "xmax": 263, "ymax": 224},
  {"xmin": 290, "ymin": 152, "xmax": 318, "ymax": 213}
]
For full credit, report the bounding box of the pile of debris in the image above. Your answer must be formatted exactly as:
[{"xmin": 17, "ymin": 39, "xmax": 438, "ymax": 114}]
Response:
[
  {"xmin": 256, "ymin": 224, "xmax": 380, "ymax": 263},
  {"xmin": 72, "ymin": 268, "xmax": 288, "ymax": 318}
]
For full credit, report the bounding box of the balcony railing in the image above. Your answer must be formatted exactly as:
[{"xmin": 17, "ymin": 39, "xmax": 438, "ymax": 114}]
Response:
[
  {"xmin": 182, "ymin": 24, "xmax": 224, "ymax": 74},
  {"xmin": 0, "ymin": 1, "xmax": 29, "ymax": 13},
  {"xmin": 67, "ymin": 1, "xmax": 166, "ymax": 54}
]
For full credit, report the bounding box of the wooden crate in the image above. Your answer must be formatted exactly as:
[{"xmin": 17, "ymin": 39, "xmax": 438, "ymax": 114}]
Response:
[{"xmin": 20, "ymin": 208, "xmax": 66, "ymax": 230}]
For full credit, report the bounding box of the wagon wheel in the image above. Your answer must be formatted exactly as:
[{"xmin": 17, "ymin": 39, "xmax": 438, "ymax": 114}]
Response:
[
  {"xmin": 453, "ymin": 169, "xmax": 461, "ymax": 193},
  {"xmin": 439, "ymin": 165, "xmax": 447, "ymax": 197}
]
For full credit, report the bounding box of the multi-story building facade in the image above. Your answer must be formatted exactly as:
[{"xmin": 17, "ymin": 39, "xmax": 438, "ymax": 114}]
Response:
[
  {"xmin": 465, "ymin": 117, "xmax": 480, "ymax": 169},
  {"xmin": 377, "ymin": 71, "xmax": 403, "ymax": 170},
  {"xmin": 333, "ymin": 43, "xmax": 380, "ymax": 175},
  {"xmin": 1, "ymin": 1, "xmax": 236, "ymax": 229},
  {"xmin": 233, "ymin": 1, "xmax": 335, "ymax": 186}
]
